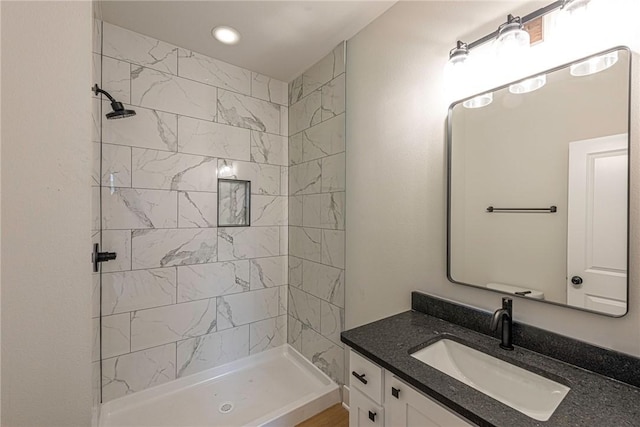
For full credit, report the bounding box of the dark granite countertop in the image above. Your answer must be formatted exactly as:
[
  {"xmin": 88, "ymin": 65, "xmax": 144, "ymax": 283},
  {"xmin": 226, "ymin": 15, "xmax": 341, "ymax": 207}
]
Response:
[{"xmin": 341, "ymin": 310, "xmax": 640, "ymax": 427}]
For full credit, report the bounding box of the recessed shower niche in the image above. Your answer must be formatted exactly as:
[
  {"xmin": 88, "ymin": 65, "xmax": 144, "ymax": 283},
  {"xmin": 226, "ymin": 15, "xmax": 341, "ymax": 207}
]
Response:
[{"xmin": 217, "ymin": 179, "xmax": 251, "ymax": 227}]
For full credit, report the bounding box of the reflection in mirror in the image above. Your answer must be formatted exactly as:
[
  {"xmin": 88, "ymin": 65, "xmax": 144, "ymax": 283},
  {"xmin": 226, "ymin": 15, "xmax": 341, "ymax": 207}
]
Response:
[{"xmin": 447, "ymin": 47, "xmax": 630, "ymax": 317}]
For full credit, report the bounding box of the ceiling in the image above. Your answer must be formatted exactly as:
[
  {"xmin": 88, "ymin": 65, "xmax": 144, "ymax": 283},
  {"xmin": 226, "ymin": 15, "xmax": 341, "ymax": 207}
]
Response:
[{"xmin": 97, "ymin": 1, "xmax": 397, "ymax": 82}]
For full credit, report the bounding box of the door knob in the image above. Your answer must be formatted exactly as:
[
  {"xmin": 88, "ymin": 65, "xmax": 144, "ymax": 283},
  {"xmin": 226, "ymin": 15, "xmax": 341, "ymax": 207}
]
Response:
[{"xmin": 571, "ymin": 276, "xmax": 583, "ymax": 287}]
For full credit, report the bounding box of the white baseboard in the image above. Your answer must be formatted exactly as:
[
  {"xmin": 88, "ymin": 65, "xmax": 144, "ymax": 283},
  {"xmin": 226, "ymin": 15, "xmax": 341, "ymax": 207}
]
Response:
[{"xmin": 342, "ymin": 385, "xmax": 350, "ymax": 410}]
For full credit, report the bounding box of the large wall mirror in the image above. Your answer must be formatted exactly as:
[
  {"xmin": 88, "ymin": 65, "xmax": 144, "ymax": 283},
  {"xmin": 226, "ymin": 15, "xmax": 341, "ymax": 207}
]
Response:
[{"xmin": 447, "ymin": 47, "xmax": 631, "ymax": 317}]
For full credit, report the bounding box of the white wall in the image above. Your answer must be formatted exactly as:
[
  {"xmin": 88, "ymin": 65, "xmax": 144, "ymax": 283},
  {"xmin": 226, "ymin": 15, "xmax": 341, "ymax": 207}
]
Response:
[
  {"xmin": 346, "ymin": 0, "xmax": 640, "ymax": 357},
  {"xmin": 1, "ymin": 2, "xmax": 93, "ymax": 426}
]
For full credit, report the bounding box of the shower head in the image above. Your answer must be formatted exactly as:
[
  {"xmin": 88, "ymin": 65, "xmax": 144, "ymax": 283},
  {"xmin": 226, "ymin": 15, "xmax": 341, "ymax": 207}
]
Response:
[{"xmin": 92, "ymin": 84, "xmax": 136, "ymax": 120}]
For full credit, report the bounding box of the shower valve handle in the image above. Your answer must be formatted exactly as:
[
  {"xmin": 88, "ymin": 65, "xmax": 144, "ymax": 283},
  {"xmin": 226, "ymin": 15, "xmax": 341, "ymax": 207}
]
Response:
[{"xmin": 92, "ymin": 243, "xmax": 117, "ymax": 272}]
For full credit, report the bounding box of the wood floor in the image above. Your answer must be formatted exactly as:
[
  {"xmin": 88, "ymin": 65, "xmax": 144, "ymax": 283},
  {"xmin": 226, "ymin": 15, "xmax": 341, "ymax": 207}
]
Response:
[{"xmin": 296, "ymin": 403, "xmax": 349, "ymax": 427}]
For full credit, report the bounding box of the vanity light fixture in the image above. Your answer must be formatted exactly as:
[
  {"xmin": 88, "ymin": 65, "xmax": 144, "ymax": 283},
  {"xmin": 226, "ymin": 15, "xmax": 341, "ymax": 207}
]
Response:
[
  {"xmin": 212, "ymin": 26, "xmax": 241, "ymax": 45},
  {"xmin": 570, "ymin": 50, "xmax": 618, "ymax": 76},
  {"xmin": 561, "ymin": 0, "xmax": 591, "ymax": 15},
  {"xmin": 495, "ymin": 15, "xmax": 530, "ymax": 57},
  {"xmin": 509, "ymin": 74, "xmax": 547, "ymax": 94},
  {"xmin": 446, "ymin": 41, "xmax": 470, "ymax": 72},
  {"xmin": 463, "ymin": 92, "xmax": 493, "ymax": 109}
]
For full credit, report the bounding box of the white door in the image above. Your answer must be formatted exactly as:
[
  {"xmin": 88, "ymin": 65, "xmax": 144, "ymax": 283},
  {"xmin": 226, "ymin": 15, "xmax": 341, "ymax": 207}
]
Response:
[
  {"xmin": 567, "ymin": 134, "xmax": 628, "ymax": 316},
  {"xmin": 350, "ymin": 388, "xmax": 384, "ymax": 427}
]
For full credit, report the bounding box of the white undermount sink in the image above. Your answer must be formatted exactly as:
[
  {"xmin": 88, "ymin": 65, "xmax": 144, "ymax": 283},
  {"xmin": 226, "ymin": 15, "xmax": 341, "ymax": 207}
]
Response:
[{"xmin": 410, "ymin": 339, "xmax": 570, "ymax": 422}]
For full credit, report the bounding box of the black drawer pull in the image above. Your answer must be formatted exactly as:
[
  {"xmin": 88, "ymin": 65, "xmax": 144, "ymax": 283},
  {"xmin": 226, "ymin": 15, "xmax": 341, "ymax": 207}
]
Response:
[
  {"xmin": 352, "ymin": 371, "xmax": 368, "ymax": 384},
  {"xmin": 368, "ymin": 411, "xmax": 377, "ymax": 422},
  {"xmin": 392, "ymin": 387, "xmax": 400, "ymax": 398}
]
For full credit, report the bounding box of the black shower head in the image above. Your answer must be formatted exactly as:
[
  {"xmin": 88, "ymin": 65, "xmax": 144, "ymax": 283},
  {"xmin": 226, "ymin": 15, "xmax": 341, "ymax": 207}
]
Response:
[
  {"xmin": 106, "ymin": 101, "xmax": 137, "ymax": 120},
  {"xmin": 92, "ymin": 84, "xmax": 136, "ymax": 120}
]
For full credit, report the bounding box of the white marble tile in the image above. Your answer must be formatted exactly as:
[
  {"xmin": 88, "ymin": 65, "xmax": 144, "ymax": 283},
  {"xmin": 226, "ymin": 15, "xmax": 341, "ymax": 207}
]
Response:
[
  {"xmin": 289, "ymin": 227, "xmax": 321, "ymax": 263},
  {"xmin": 249, "ymin": 315, "xmax": 286, "ymax": 355},
  {"xmin": 178, "ymin": 116, "xmax": 250, "ymax": 160},
  {"xmin": 302, "ymin": 194, "xmax": 322, "ymax": 228},
  {"xmin": 321, "ymin": 153, "xmax": 345, "ymax": 193},
  {"xmin": 217, "ymin": 89, "xmax": 280, "ymax": 134},
  {"xmin": 289, "ymin": 133, "xmax": 303, "ymax": 166},
  {"xmin": 289, "ymin": 160, "xmax": 321, "ymax": 196},
  {"xmin": 131, "ymin": 299, "xmax": 217, "ymax": 351},
  {"xmin": 92, "ymin": 98, "xmax": 101, "ymax": 143},
  {"xmin": 103, "ymin": 105, "xmax": 178, "ymax": 152},
  {"xmin": 102, "ymin": 268, "xmax": 177, "ymax": 315},
  {"xmin": 250, "ymin": 256, "xmax": 287, "ymax": 290},
  {"xmin": 132, "ymin": 228, "xmax": 217, "ymax": 269},
  {"xmin": 178, "ymin": 191, "xmax": 217, "ymax": 228},
  {"xmin": 250, "ymin": 131, "xmax": 287, "ymax": 166},
  {"xmin": 251, "ymin": 196, "xmax": 287, "ymax": 227},
  {"xmin": 217, "ymin": 159, "xmax": 280, "ymax": 196},
  {"xmin": 177, "ymin": 325, "xmax": 249, "ymax": 377},
  {"xmin": 102, "ymin": 188, "xmax": 177, "ymax": 230},
  {"xmin": 93, "ymin": 19, "xmax": 102, "ymax": 54},
  {"xmin": 302, "ymin": 260, "xmax": 344, "ymax": 308},
  {"xmin": 132, "ymin": 148, "xmax": 217, "ymax": 192},
  {"xmin": 287, "ymin": 315, "xmax": 303, "ymax": 352},
  {"xmin": 177, "ymin": 261, "xmax": 250, "ymax": 302},
  {"xmin": 101, "ymin": 56, "xmax": 132, "ymax": 104},
  {"xmin": 321, "ymin": 192, "xmax": 345, "ymax": 230},
  {"xmin": 92, "ymin": 274, "xmax": 100, "ymax": 318},
  {"xmin": 289, "ymin": 256, "xmax": 303, "ymax": 288},
  {"xmin": 217, "ymin": 288, "xmax": 279, "ymax": 330},
  {"xmin": 288, "ymin": 75, "xmax": 303, "ymax": 105},
  {"xmin": 288, "ymin": 287, "xmax": 321, "ymax": 331},
  {"xmin": 103, "ymin": 22, "xmax": 178, "ymax": 74},
  {"xmin": 320, "ymin": 301, "xmax": 344, "ymax": 347},
  {"xmin": 301, "ymin": 328, "xmax": 344, "ymax": 384},
  {"xmin": 218, "ymin": 226, "xmax": 279, "ymax": 261},
  {"xmin": 92, "ymin": 318, "xmax": 100, "ymax": 362},
  {"xmin": 179, "ymin": 49, "xmax": 250, "ymax": 95},
  {"xmin": 101, "ymin": 143, "xmax": 132, "ymax": 188},
  {"xmin": 131, "ymin": 67, "xmax": 217, "ymax": 121},
  {"xmin": 289, "ymin": 90, "xmax": 321, "ymax": 135},
  {"xmin": 102, "ymin": 343, "xmax": 176, "ymax": 402},
  {"xmin": 92, "ymin": 187, "xmax": 101, "ymax": 231},
  {"xmin": 279, "ymin": 285, "xmax": 288, "ymax": 316},
  {"xmin": 99, "ymin": 230, "xmax": 132, "ymax": 272},
  {"xmin": 302, "ymin": 115, "xmax": 345, "ymax": 162},
  {"xmin": 321, "ymin": 74, "xmax": 345, "ymax": 121},
  {"xmin": 279, "ymin": 226, "xmax": 288, "ymax": 256},
  {"xmin": 102, "ymin": 313, "xmax": 131, "ymax": 359},
  {"xmin": 289, "ymin": 195, "xmax": 303, "ymax": 227},
  {"xmin": 321, "ymin": 230, "xmax": 345, "ymax": 269},
  {"xmin": 280, "ymin": 167, "xmax": 288, "ymax": 196},
  {"xmin": 251, "ymin": 72, "xmax": 287, "ymax": 106},
  {"xmin": 280, "ymin": 106, "xmax": 289, "ymax": 137},
  {"xmin": 302, "ymin": 43, "xmax": 345, "ymax": 97}
]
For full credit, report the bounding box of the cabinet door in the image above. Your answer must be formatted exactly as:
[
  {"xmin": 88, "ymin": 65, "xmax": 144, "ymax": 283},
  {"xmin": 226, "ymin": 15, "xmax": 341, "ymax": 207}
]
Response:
[
  {"xmin": 350, "ymin": 387, "xmax": 384, "ymax": 427},
  {"xmin": 385, "ymin": 372, "xmax": 473, "ymax": 427}
]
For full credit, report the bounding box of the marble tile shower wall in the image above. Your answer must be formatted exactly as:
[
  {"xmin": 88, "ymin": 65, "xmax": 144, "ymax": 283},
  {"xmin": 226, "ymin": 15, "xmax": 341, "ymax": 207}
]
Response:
[
  {"xmin": 91, "ymin": 21, "xmax": 289, "ymax": 402},
  {"xmin": 287, "ymin": 43, "xmax": 346, "ymax": 385}
]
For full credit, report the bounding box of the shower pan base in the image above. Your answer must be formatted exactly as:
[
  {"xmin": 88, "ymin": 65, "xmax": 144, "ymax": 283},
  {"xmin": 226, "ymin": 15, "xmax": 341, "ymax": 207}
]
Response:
[{"xmin": 99, "ymin": 344, "xmax": 340, "ymax": 427}]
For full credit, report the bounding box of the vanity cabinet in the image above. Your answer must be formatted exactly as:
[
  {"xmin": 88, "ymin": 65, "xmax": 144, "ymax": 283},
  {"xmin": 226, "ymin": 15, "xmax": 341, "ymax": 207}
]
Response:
[{"xmin": 349, "ymin": 349, "xmax": 474, "ymax": 427}]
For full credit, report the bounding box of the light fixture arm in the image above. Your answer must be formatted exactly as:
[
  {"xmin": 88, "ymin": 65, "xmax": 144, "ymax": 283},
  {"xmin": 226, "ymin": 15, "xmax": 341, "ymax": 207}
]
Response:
[{"xmin": 92, "ymin": 84, "xmax": 116, "ymax": 103}]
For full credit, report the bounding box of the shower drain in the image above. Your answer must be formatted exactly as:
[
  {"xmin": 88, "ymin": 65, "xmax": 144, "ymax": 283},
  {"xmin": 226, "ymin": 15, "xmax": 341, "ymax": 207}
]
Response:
[{"xmin": 219, "ymin": 402, "xmax": 234, "ymax": 414}]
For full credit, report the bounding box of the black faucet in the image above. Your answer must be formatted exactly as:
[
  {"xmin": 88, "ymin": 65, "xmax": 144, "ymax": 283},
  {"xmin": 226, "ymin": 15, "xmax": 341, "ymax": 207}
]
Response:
[{"xmin": 490, "ymin": 297, "xmax": 514, "ymax": 350}]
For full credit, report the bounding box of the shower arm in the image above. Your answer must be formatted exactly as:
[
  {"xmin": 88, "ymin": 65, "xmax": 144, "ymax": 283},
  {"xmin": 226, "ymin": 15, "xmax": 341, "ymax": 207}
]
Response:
[{"xmin": 92, "ymin": 84, "xmax": 117, "ymax": 103}]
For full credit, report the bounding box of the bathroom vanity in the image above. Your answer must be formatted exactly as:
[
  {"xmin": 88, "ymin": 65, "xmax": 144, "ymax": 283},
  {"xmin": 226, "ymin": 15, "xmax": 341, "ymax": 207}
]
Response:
[{"xmin": 341, "ymin": 292, "xmax": 640, "ymax": 427}]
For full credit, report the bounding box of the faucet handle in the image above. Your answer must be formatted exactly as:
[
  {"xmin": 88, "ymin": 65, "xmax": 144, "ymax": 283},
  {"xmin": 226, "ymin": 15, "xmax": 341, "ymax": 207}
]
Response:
[{"xmin": 502, "ymin": 297, "xmax": 513, "ymax": 310}]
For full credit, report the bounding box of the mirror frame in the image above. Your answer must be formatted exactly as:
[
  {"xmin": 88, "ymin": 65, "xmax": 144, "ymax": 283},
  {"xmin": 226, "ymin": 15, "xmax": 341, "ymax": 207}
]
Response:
[{"xmin": 445, "ymin": 46, "xmax": 632, "ymax": 317}]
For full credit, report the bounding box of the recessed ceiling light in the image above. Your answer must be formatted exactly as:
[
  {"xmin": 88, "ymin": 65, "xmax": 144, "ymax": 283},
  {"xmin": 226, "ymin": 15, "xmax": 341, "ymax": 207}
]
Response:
[{"xmin": 211, "ymin": 26, "xmax": 240, "ymax": 45}]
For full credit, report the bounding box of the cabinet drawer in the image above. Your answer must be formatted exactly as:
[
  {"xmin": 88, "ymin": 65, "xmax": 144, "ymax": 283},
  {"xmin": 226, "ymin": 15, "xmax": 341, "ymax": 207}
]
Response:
[
  {"xmin": 350, "ymin": 387, "xmax": 385, "ymax": 427},
  {"xmin": 350, "ymin": 349, "xmax": 384, "ymax": 404}
]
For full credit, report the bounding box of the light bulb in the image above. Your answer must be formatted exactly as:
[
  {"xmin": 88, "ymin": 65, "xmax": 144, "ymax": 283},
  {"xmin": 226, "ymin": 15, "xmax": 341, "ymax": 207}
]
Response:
[
  {"xmin": 463, "ymin": 93, "xmax": 493, "ymax": 109},
  {"xmin": 444, "ymin": 41, "xmax": 471, "ymax": 100},
  {"xmin": 570, "ymin": 51, "xmax": 618, "ymax": 76},
  {"xmin": 509, "ymin": 74, "xmax": 547, "ymax": 94},
  {"xmin": 495, "ymin": 16, "xmax": 530, "ymax": 59}
]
